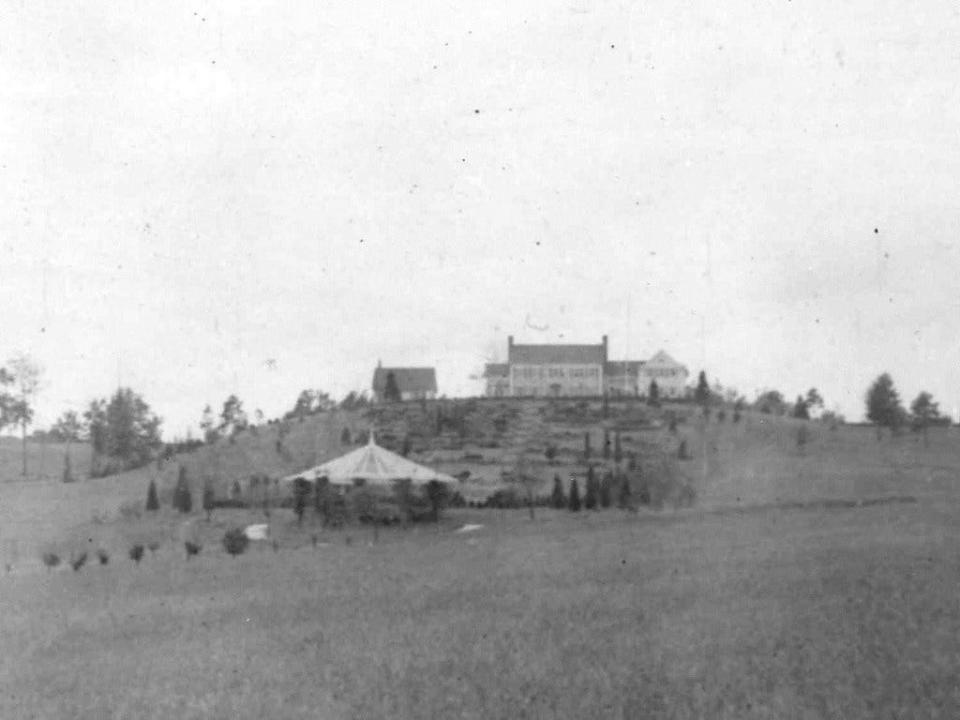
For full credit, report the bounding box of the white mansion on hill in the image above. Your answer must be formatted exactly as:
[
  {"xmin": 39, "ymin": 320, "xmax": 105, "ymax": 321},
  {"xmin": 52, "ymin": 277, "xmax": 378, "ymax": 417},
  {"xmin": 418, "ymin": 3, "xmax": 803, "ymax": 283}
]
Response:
[{"xmin": 483, "ymin": 335, "xmax": 689, "ymax": 399}]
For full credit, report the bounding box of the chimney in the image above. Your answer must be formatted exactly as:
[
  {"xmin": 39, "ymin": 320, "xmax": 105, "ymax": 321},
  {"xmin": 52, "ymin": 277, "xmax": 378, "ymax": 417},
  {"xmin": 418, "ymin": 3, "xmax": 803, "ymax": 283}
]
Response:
[{"xmin": 602, "ymin": 334, "xmax": 608, "ymax": 363}]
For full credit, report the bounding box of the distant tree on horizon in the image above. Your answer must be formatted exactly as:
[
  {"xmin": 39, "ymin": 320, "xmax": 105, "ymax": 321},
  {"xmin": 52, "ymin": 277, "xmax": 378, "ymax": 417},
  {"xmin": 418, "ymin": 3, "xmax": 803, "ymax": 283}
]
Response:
[
  {"xmin": 219, "ymin": 395, "xmax": 247, "ymax": 440},
  {"xmin": 85, "ymin": 387, "xmax": 162, "ymax": 476},
  {"xmin": 200, "ymin": 405, "xmax": 218, "ymax": 444},
  {"xmin": 865, "ymin": 373, "xmax": 906, "ymax": 439},
  {"xmin": 805, "ymin": 388, "xmax": 824, "ymax": 415},
  {"xmin": 754, "ymin": 389, "xmax": 787, "ymax": 416},
  {"xmin": 7, "ymin": 353, "xmax": 42, "ymax": 479},
  {"xmin": 792, "ymin": 395, "xmax": 810, "ymax": 420},
  {"xmin": 694, "ymin": 371, "xmax": 711, "ymax": 410},
  {"xmin": 910, "ymin": 391, "xmax": 941, "ymax": 447}
]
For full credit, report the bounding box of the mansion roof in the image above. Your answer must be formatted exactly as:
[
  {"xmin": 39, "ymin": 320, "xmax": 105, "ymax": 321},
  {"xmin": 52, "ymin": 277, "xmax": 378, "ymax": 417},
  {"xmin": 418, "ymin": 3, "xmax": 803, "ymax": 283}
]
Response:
[{"xmin": 508, "ymin": 343, "xmax": 606, "ymax": 365}]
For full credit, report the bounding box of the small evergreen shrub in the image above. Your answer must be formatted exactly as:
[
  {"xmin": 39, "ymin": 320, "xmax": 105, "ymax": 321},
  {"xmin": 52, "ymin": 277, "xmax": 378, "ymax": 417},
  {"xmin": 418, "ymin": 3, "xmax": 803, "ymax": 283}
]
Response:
[
  {"xmin": 184, "ymin": 541, "xmax": 202, "ymax": 559},
  {"xmin": 129, "ymin": 544, "xmax": 144, "ymax": 564},
  {"xmin": 222, "ymin": 528, "xmax": 250, "ymax": 557},
  {"xmin": 96, "ymin": 549, "xmax": 109, "ymax": 565},
  {"xmin": 42, "ymin": 552, "xmax": 60, "ymax": 570}
]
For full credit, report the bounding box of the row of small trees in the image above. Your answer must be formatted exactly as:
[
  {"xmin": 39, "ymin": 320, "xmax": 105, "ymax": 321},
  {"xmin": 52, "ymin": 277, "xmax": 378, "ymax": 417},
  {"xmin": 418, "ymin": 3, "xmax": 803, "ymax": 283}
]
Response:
[{"xmin": 550, "ymin": 468, "xmax": 633, "ymax": 512}]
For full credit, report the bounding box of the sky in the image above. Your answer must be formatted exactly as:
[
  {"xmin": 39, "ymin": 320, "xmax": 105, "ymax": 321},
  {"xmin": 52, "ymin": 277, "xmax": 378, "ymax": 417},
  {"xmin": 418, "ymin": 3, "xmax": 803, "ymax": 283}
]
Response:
[{"xmin": 2, "ymin": 0, "xmax": 959, "ymax": 438}]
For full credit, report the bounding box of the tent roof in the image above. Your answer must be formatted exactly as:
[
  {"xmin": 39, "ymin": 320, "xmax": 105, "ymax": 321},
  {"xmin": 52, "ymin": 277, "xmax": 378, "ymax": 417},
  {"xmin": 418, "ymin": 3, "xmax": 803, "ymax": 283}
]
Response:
[{"xmin": 283, "ymin": 435, "xmax": 456, "ymax": 486}]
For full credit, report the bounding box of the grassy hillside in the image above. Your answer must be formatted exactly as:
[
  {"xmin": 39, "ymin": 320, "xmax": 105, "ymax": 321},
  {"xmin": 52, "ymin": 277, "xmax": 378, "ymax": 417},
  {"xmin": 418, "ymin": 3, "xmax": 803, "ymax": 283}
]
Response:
[
  {"xmin": 0, "ymin": 436, "xmax": 94, "ymax": 484},
  {"xmin": 4, "ymin": 501, "xmax": 960, "ymax": 718},
  {"xmin": 2, "ymin": 399, "xmax": 959, "ymax": 563}
]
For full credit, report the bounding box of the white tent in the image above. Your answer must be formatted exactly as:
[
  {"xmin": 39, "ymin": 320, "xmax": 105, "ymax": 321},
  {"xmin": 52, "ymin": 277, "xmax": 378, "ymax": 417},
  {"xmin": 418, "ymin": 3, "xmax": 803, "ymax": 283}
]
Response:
[{"xmin": 282, "ymin": 434, "xmax": 456, "ymax": 487}]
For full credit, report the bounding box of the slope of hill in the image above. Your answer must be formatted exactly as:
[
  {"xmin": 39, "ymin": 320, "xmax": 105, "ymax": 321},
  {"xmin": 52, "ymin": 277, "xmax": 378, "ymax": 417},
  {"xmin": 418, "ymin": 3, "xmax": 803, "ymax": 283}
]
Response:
[
  {"xmin": 0, "ymin": 436, "xmax": 93, "ymax": 484},
  {"xmin": 3, "ymin": 397, "xmax": 959, "ymax": 565}
]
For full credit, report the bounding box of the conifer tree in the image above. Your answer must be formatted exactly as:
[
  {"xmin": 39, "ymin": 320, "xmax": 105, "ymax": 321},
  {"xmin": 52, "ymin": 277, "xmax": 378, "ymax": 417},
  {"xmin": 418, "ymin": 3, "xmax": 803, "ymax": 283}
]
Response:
[
  {"xmin": 550, "ymin": 474, "xmax": 566, "ymax": 509},
  {"xmin": 568, "ymin": 479, "xmax": 581, "ymax": 512},
  {"xmin": 584, "ymin": 466, "xmax": 598, "ymax": 510},
  {"xmin": 599, "ymin": 471, "xmax": 612, "ymax": 508},
  {"xmin": 618, "ymin": 472, "xmax": 633, "ymax": 509},
  {"xmin": 173, "ymin": 466, "xmax": 192, "ymax": 513},
  {"xmin": 146, "ymin": 478, "xmax": 160, "ymax": 511}
]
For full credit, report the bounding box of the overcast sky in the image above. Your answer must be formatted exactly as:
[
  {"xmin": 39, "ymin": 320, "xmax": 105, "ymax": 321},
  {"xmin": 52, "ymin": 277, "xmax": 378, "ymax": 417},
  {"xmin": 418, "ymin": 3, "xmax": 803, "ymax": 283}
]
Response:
[{"xmin": 2, "ymin": 0, "xmax": 959, "ymax": 438}]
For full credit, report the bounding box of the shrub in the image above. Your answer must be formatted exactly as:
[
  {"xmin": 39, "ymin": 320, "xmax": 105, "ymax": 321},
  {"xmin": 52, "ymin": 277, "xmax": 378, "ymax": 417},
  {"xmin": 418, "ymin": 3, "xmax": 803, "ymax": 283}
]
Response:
[
  {"xmin": 96, "ymin": 549, "xmax": 109, "ymax": 565},
  {"xmin": 129, "ymin": 544, "xmax": 144, "ymax": 564},
  {"xmin": 70, "ymin": 551, "xmax": 87, "ymax": 571},
  {"xmin": 42, "ymin": 552, "xmax": 61, "ymax": 570},
  {"xmin": 184, "ymin": 541, "xmax": 202, "ymax": 559},
  {"xmin": 340, "ymin": 427, "xmax": 351, "ymax": 444},
  {"xmin": 568, "ymin": 479, "xmax": 582, "ymax": 512},
  {"xmin": 222, "ymin": 528, "xmax": 250, "ymax": 557},
  {"xmin": 146, "ymin": 479, "xmax": 159, "ymax": 511}
]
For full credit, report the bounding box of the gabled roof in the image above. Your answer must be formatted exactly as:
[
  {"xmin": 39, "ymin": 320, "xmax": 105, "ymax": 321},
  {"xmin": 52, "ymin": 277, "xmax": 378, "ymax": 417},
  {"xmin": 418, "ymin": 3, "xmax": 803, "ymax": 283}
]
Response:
[
  {"xmin": 509, "ymin": 343, "xmax": 604, "ymax": 365},
  {"xmin": 647, "ymin": 350, "xmax": 684, "ymax": 368},
  {"xmin": 483, "ymin": 363, "xmax": 509, "ymax": 378},
  {"xmin": 283, "ymin": 435, "xmax": 456, "ymax": 486},
  {"xmin": 372, "ymin": 367, "xmax": 437, "ymax": 395},
  {"xmin": 605, "ymin": 360, "xmax": 646, "ymax": 376}
]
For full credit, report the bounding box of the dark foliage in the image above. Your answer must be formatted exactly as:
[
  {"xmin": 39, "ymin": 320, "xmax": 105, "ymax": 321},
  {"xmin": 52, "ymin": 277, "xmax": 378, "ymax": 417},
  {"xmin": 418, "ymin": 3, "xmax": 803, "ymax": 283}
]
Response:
[
  {"xmin": 42, "ymin": 552, "xmax": 60, "ymax": 570},
  {"xmin": 551, "ymin": 475, "xmax": 566, "ymax": 509},
  {"xmin": 584, "ymin": 466, "xmax": 598, "ymax": 510},
  {"xmin": 129, "ymin": 544, "xmax": 144, "ymax": 564},
  {"xmin": 568, "ymin": 479, "xmax": 582, "ymax": 512},
  {"xmin": 184, "ymin": 541, "xmax": 202, "ymax": 559},
  {"xmin": 146, "ymin": 479, "xmax": 159, "ymax": 511},
  {"xmin": 70, "ymin": 551, "xmax": 87, "ymax": 572},
  {"xmin": 96, "ymin": 549, "xmax": 109, "ymax": 565},
  {"xmin": 222, "ymin": 528, "xmax": 250, "ymax": 557},
  {"xmin": 173, "ymin": 466, "xmax": 192, "ymax": 513},
  {"xmin": 599, "ymin": 471, "xmax": 612, "ymax": 508}
]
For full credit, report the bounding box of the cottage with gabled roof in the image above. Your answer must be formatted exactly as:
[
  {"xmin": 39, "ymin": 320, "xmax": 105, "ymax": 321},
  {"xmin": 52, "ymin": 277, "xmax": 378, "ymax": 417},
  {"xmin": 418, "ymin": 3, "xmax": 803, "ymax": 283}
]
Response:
[{"xmin": 371, "ymin": 362, "xmax": 437, "ymax": 402}]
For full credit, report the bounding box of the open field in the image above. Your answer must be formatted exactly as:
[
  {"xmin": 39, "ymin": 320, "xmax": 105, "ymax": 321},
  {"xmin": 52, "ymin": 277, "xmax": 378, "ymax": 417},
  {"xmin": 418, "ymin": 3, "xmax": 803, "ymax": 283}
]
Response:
[
  {"xmin": 4, "ymin": 501, "xmax": 960, "ymax": 719},
  {"xmin": 3, "ymin": 403, "xmax": 960, "ymax": 718}
]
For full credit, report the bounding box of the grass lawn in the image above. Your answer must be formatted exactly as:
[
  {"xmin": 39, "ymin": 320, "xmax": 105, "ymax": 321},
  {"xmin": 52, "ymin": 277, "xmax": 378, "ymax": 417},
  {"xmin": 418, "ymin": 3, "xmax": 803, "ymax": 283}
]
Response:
[{"xmin": 3, "ymin": 501, "xmax": 960, "ymax": 719}]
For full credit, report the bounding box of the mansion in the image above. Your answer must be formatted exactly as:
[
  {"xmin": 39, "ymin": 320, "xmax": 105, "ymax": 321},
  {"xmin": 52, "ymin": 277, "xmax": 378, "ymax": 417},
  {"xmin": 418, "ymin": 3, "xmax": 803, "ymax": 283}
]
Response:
[{"xmin": 483, "ymin": 335, "xmax": 689, "ymax": 399}]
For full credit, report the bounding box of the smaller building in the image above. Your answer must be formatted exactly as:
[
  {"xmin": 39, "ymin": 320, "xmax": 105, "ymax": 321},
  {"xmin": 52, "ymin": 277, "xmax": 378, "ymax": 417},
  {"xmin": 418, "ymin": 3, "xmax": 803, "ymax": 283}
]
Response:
[{"xmin": 371, "ymin": 363, "xmax": 437, "ymax": 402}]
